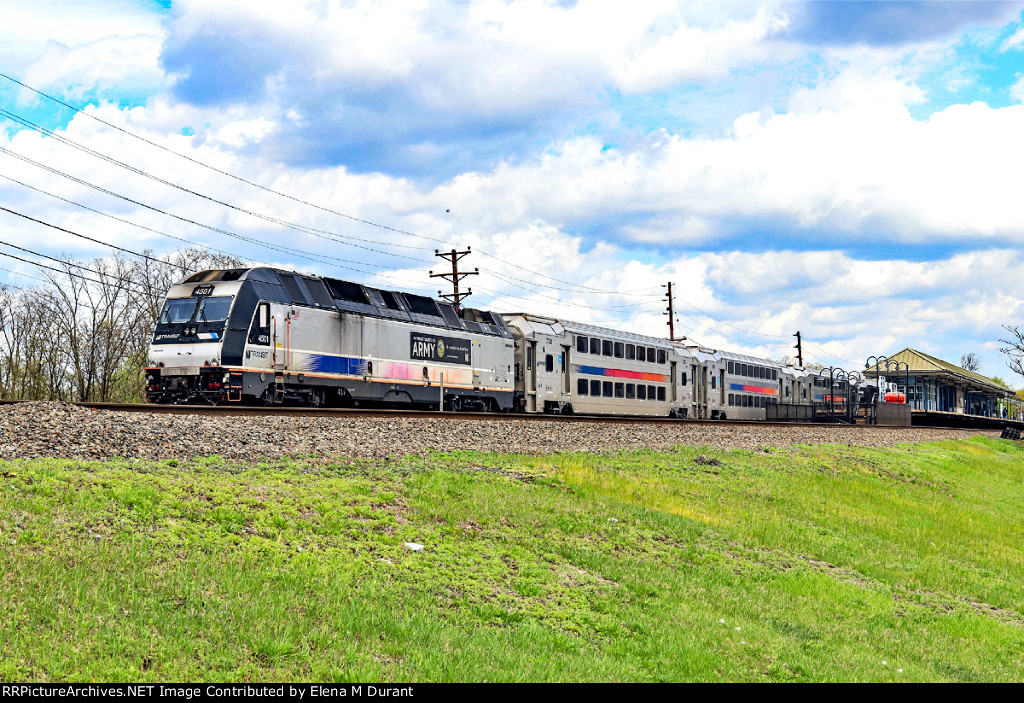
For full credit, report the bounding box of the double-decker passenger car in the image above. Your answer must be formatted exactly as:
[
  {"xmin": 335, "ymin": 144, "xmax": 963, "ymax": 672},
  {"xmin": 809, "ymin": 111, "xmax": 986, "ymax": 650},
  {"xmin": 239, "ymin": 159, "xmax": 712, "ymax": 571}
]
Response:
[{"xmin": 500, "ymin": 314, "xmax": 697, "ymax": 417}]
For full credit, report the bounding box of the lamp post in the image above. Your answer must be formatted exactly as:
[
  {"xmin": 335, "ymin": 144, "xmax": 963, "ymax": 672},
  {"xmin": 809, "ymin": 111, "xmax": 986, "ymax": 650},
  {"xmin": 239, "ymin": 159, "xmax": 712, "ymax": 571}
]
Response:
[
  {"xmin": 846, "ymin": 370, "xmax": 863, "ymax": 423},
  {"xmin": 865, "ymin": 355, "xmax": 889, "ymax": 397},
  {"xmin": 824, "ymin": 365, "xmax": 846, "ymax": 421},
  {"xmin": 884, "ymin": 360, "xmax": 910, "ymax": 408}
]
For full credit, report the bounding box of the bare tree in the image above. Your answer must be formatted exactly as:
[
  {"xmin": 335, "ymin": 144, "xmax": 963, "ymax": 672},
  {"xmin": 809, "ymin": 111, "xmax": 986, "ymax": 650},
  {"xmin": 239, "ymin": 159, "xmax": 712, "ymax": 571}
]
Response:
[
  {"xmin": 999, "ymin": 326, "xmax": 1024, "ymax": 380},
  {"xmin": 960, "ymin": 351, "xmax": 981, "ymax": 372},
  {"xmin": 0, "ymin": 247, "xmax": 247, "ymax": 403}
]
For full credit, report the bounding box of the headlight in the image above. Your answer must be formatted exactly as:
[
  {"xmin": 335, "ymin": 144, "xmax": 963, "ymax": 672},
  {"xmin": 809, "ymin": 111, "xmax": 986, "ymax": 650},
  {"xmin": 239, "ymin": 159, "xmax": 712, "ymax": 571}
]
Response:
[{"xmin": 222, "ymin": 373, "xmax": 230, "ymax": 383}]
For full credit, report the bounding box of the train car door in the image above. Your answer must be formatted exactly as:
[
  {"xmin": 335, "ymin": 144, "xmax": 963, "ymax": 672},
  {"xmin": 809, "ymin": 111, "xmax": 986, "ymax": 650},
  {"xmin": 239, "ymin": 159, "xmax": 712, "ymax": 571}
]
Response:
[
  {"xmin": 691, "ymin": 362, "xmax": 700, "ymax": 418},
  {"xmin": 271, "ymin": 307, "xmax": 288, "ymax": 371},
  {"xmin": 561, "ymin": 345, "xmax": 570, "ymax": 395},
  {"xmin": 527, "ymin": 341, "xmax": 537, "ymax": 412}
]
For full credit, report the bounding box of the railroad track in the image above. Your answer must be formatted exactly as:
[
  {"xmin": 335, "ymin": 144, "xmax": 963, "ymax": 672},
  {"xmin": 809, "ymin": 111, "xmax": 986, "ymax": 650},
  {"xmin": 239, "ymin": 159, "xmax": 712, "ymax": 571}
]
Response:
[{"xmin": 0, "ymin": 399, "xmax": 978, "ymax": 431}]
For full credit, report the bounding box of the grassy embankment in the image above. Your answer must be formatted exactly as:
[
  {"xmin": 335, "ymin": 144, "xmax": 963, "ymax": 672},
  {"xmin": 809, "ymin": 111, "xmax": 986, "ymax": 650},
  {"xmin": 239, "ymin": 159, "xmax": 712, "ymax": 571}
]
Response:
[{"xmin": 1, "ymin": 436, "xmax": 1023, "ymax": 682}]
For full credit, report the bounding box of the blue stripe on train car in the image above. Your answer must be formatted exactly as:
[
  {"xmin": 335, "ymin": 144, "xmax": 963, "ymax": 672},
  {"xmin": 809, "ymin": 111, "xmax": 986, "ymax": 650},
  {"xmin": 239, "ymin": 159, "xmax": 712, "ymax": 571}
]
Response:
[{"xmin": 307, "ymin": 353, "xmax": 366, "ymax": 375}]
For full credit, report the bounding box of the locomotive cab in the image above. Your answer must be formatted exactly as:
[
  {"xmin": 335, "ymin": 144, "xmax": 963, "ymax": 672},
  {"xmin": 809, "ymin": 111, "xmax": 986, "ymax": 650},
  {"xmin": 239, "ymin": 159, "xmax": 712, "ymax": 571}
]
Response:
[{"xmin": 146, "ymin": 269, "xmax": 249, "ymax": 404}]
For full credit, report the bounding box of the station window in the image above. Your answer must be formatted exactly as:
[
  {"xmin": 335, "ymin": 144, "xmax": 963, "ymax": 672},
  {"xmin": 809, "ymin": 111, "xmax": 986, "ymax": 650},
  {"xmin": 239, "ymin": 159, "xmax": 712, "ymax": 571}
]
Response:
[
  {"xmin": 648, "ymin": 384, "xmax": 656, "ymax": 399},
  {"xmin": 603, "ymin": 381, "xmax": 613, "ymax": 397},
  {"xmin": 545, "ymin": 354, "xmax": 554, "ymax": 373},
  {"xmin": 657, "ymin": 387, "xmax": 666, "ymax": 401},
  {"xmin": 658, "ymin": 350, "xmax": 666, "ymax": 364},
  {"xmin": 578, "ymin": 379, "xmax": 589, "ymax": 395},
  {"xmin": 647, "ymin": 347, "xmax": 656, "ymax": 363},
  {"xmin": 614, "ymin": 342, "xmax": 624, "ymax": 358},
  {"xmin": 591, "ymin": 380, "xmax": 601, "ymax": 396},
  {"xmin": 637, "ymin": 385, "xmax": 647, "ymax": 400},
  {"xmin": 602, "ymin": 340, "xmax": 613, "ymax": 356},
  {"xmin": 625, "ymin": 344, "xmax": 635, "ymax": 360},
  {"xmin": 591, "ymin": 338, "xmax": 601, "ymax": 355},
  {"xmin": 626, "ymin": 383, "xmax": 635, "ymax": 399},
  {"xmin": 614, "ymin": 382, "xmax": 625, "ymax": 398},
  {"xmin": 576, "ymin": 336, "xmax": 588, "ymax": 353}
]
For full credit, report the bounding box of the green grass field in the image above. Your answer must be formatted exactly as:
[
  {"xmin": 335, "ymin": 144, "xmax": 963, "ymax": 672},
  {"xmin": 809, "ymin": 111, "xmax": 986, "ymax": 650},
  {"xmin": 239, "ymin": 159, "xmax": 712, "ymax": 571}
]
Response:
[{"xmin": 2, "ymin": 436, "xmax": 1023, "ymax": 682}]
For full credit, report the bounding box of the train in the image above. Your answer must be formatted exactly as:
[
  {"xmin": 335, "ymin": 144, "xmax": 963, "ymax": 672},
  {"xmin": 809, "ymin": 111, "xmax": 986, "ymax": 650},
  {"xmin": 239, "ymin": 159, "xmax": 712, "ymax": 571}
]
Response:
[{"xmin": 145, "ymin": 266, "xmax": 873, "ymax": 421}]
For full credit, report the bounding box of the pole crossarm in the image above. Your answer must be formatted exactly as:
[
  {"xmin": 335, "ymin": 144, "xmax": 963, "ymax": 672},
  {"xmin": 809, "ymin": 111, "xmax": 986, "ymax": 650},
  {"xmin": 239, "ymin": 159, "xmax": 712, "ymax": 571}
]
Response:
[{"xmin": 429, "ymin": 247, "xmax": 478, "ymax": 310}]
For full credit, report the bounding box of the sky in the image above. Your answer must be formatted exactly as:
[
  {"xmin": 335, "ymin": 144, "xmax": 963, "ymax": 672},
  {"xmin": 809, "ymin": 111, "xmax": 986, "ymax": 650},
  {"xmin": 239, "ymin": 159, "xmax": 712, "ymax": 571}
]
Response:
[{"xmin": 2, "ymin": 0, "xmax": 1024, "ymax": 382}]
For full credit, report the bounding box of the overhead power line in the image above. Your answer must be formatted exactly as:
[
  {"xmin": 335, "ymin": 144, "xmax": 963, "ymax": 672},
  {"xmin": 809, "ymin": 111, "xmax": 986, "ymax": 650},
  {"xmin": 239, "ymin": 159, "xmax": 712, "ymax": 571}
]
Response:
[{"xmin": 0, "ymin": 73, "xmax": 665, "ymax": 300}]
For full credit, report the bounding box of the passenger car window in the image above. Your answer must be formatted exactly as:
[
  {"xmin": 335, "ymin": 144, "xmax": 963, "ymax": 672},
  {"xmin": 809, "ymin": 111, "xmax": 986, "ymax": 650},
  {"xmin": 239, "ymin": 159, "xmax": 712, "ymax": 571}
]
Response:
[
  {"xmin": 614, "ymin": 382, "xmax": 624, "ymax": 398},
  {"xmin": 578, "ymin": 379, "xmax": 589, "ymax": 395},
  {"xmin": 657, "ymin": 350, "xmax": 666, "ymax": 364},
  {"xmin": 657, "ymin": 387, "xmax": 666, "ymax": 401},
  {"xmin": 728, "ymin": 361, "xmax": 734, "ymax": 374},
  {"xmin": 626, "ymin": 383, "xmax": 635, "ymax": 399},
  {"xmin": 602, "ymin": 340, "xmax": 613, "ymax": 356},
  {"xmin": 603, "ymin": 381, "xmax": 613, "ymax": 397},
  {"xmin": 591, "ymin": 380, "xmax": 601, "ymax": 396},
  {"xmin": 590, "ymin": 338, "xmax": 601, "ymax": 355},
  {"xmin": 625, "ymin": 344, "xmax": 635, "ymax": 360},
  {"xmin": 576, "ymin": 336, "xmax": 588, "ymax": 353},
  {"xmin": 647, "ymin": 347, "xmax": 656, "ymax": 363},
  {"xmin": 545, "ymin": 354, "xmax": 554, "ymax": 373},
  {"xmin": 647, "ymin": 384, "xmax": 656, "ymax": 399},
  {"xmin": 681, "ymin": 372, "xmax": 688, "ymax": 386},
  {"xmin": 614, "ymin": 342, "xmax": 624, "ymax": 358},
  {"xmin": 637, "ymin": 385, "xmax": 646, "ymax": 400}
]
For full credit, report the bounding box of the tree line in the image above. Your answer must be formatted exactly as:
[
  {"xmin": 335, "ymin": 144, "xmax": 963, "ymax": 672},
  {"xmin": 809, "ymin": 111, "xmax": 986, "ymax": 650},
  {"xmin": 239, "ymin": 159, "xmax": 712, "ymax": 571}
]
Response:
[{"xmin": 0, "ymin": 248, "xmax": 242, "ymax": 403}]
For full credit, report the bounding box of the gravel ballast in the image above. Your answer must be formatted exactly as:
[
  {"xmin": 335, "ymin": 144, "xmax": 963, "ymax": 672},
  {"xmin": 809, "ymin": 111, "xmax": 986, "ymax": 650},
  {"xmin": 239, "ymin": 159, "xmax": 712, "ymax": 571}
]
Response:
[{"xmin": 0, "ymin": 402, "xmax": 1002, "ymax": 462}]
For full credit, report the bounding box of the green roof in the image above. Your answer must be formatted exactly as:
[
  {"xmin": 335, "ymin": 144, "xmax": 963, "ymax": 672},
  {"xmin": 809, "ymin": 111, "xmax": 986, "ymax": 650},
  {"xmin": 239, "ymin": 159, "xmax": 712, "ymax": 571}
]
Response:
[{"xmin": 864, "ymin": 348, "xmax": 1011, "ymax": 393}]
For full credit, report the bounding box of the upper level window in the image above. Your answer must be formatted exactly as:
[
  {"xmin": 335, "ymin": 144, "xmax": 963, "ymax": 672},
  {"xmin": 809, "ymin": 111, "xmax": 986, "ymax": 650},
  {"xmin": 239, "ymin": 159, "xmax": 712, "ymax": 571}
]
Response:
[
  {"xmin": 658, "ymin": 350, "xmax": 666, "ymax": 364},
  {"xmin": 602, "ymin": 340, "xmax": 613, "ymax": 356},
  {"xmin": 590, "ymin": 338, "xmax": 601, "ymax": 355},
  {"xmin": 614, "ymin": 342, "xmax": 624, "ymax": 358},
  {"xmin": 576, "ymin": 335, "xmax": 589, "ymax": 353},
  {"xmin": 647, "ymin": 347, "xmax": 656, "ymax": 363},
  {"xmin": 625, "ymin": 344, "xmax": 635, "ymax": 360}
]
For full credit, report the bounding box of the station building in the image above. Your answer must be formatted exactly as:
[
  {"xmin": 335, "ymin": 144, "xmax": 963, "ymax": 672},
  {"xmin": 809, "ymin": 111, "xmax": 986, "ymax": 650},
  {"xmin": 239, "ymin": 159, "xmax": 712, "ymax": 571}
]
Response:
[{"xmin": 863, "ymin": 348, "xmax": 1022, "ymax": 420}]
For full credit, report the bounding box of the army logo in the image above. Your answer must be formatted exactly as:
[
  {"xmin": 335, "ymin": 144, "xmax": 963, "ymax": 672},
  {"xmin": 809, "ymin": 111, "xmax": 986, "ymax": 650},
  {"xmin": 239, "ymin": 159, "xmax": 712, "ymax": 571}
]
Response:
[{"xmin": 436, "ymin": 338, "xmax": 446, "ymax": 358}]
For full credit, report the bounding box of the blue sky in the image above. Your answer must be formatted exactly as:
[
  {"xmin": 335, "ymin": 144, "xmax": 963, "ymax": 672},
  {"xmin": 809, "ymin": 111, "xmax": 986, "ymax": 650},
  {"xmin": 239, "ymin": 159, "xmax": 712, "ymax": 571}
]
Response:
[{"xmin": 2, "ymin": 0, "xmax": 1024, "ymax": 382}]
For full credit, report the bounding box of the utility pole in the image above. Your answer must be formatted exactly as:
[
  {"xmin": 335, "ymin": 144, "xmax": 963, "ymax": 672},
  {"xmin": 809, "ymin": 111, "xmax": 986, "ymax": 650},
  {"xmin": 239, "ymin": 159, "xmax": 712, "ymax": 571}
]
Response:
[
  {"xmin": 430, "ymin": 247, "xmax": 478, "ymax": 310},
  {"xmin": 793, "ymin": 331, "xmax": 803, "ymax": 367},
  {"xmin": 662, "ymin": 282, "xmax": 685, "ymax": 341}
]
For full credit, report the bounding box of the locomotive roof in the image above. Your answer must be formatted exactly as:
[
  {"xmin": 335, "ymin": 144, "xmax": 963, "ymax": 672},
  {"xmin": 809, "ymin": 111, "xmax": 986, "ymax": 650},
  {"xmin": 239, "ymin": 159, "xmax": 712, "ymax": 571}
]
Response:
[{"xmin": 177, "ymin": 267, "xmax": 512, "ymax": 339}]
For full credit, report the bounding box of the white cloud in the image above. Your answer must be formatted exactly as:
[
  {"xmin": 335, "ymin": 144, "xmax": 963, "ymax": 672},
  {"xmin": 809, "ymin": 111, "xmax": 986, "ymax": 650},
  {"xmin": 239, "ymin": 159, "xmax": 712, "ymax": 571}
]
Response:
[{"xmin": 0, "ymin": 0, "xmax": 165, "ymax": 97}]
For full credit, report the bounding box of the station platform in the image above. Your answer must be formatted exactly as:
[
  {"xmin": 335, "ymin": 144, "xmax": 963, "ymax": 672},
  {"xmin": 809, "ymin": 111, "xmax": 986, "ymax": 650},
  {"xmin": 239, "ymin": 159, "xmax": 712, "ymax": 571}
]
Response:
[{"xmin": 911, "ymin": 409, "xmax": 1024, "ymax": 430}]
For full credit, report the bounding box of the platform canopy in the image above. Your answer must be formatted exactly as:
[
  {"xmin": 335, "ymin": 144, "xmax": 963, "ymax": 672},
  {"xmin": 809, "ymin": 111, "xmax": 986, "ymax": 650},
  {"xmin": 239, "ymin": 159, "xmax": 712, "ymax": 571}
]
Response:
[
  {"xmin": 863, "ymin": 347, "xmax": 1017, "ymax": 418},
  {"xmin": 863, "ymin": 348, "xmax": 1009, "ymax": 393}
]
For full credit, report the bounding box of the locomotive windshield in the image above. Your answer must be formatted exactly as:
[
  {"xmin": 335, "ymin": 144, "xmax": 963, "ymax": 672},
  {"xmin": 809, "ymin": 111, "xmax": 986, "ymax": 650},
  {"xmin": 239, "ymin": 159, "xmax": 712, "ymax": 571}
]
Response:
[
  {"xmin": 159, "ymin": 298, "xmax": 198, "ymax": 324},
  {"xmin": 197, "ymin": 296, "xmax": 233, "ymax": 322}
]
